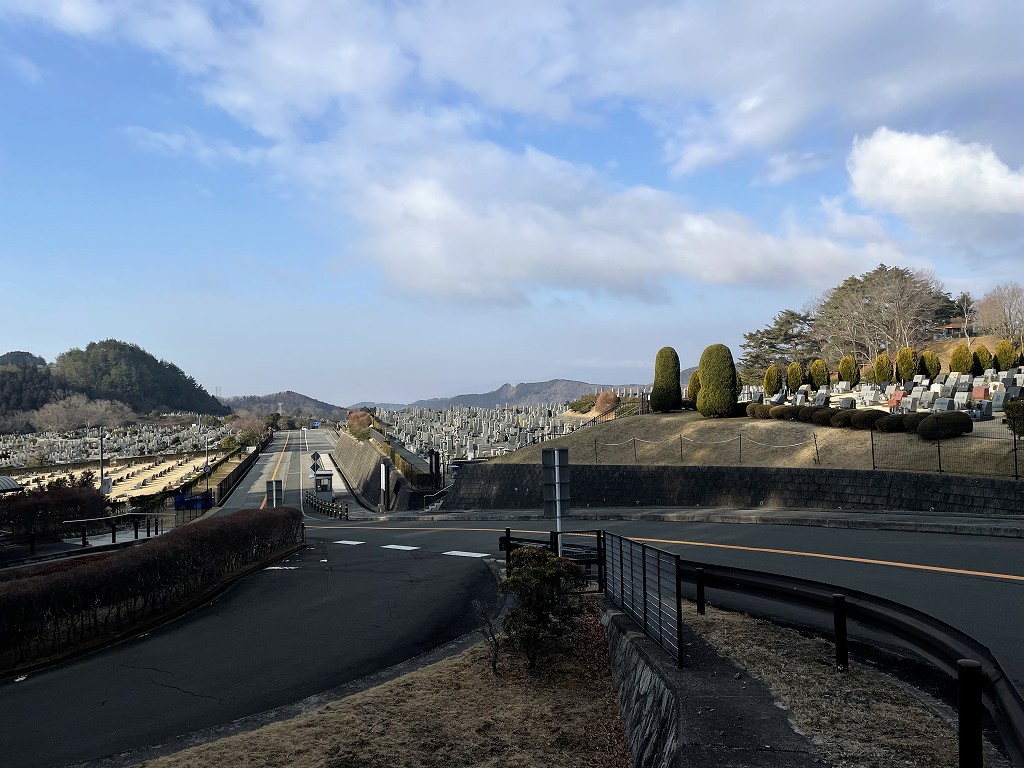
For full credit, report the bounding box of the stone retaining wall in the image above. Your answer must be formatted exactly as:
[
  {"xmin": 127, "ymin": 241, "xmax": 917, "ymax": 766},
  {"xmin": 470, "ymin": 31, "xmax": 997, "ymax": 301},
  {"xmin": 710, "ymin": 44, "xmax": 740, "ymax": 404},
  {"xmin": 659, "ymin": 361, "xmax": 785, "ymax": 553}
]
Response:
[
  {"xmin": 331, "ymin": 432, "xmax": 409, "ymax": 511},
  {"xmin": 442, "ymin": 463, "xmax": 1024, "ymax": 516}
]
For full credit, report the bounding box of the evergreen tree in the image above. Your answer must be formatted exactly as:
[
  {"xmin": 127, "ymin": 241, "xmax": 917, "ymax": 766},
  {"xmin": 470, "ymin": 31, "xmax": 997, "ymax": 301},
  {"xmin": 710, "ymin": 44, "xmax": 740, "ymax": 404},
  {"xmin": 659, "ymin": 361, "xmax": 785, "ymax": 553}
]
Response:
[
  {"xmin": 895, "ymin": 347, "xmax": 918, "ymax": 383},
  {"xmin": 949, "ymin": 343, "xmax": 973, "ymax": 374},
  {"xmin": 919, "ymin": 350, "xmax": 941, "ymax": 379},
  {"xmin": 994, "ymin": 339, "xmax": 1017, "ymax": 371},
  {"xmin": 687, "ymin": 369, "xmax": 701, "ymax": 401},
  {"xmin": 838, "ymin": 355, "xmax": 860, "ymax": 386},
  {"xmin": 763, "ymin": 364, "xmax": 782, "ymax": 396},
  {"xmin": 697, "ymin": 344, "xmax": 738, "ymax": 418},
  {"xmin": 650, "ymin": 347, "xmax": 683, "ymax": 413},
  {"xmin": 874, "ymin": 352, "xmax": 894, "ymax": 384},
  {"xmin": 807, "ymin": 359, "xmax": 828, "ymax": 388},
  {"xmin": 738, "ymin": 309, "xmax": 816, "ymax": 382},
  {"xmin": 786, "ymin": 361, "xmax": 804, "ymax": 392},
  {"xmin": 974, "ymin": 344, "xmax": 992, "ymax": 375}
]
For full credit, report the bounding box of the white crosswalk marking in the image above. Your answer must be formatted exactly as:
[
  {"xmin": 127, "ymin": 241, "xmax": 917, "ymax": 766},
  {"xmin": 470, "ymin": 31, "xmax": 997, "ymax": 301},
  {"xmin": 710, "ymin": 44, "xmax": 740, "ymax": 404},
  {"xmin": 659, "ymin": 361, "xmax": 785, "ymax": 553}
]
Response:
[
  {"xmin": 333, "ymin": 540, "xmax": 365, "ymax": 545},
  {"xmin": 442, "ymin": 551, "xmax": 489, "ymax": 558},
  {"xmin": 381, "ymin": 545, "xmax": 419, "ymax": 551}
]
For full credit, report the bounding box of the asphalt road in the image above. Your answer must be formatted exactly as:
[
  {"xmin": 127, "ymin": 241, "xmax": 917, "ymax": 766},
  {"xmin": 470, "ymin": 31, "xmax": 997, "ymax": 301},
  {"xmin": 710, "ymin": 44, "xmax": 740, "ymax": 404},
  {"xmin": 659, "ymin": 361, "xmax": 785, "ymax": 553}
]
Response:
[{"xmin": 2, "ymin": 430, "xmax": 1023, "ymax": 767}]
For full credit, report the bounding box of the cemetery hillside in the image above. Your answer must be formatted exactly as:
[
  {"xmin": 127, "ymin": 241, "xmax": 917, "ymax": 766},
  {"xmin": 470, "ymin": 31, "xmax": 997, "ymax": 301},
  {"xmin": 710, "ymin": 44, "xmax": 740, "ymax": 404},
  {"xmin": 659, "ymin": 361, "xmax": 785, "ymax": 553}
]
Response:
[{"xmin": 0, "ymin": 340, "xmax": 228, "ymax": 431}]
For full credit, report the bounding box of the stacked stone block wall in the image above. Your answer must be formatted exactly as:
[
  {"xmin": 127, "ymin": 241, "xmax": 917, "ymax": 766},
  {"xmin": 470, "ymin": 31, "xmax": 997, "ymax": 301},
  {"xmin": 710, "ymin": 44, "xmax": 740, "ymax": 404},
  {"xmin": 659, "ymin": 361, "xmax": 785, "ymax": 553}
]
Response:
[{"xmin": 442, "ymin": 462, "xmax": 1023, "ymax": 517}]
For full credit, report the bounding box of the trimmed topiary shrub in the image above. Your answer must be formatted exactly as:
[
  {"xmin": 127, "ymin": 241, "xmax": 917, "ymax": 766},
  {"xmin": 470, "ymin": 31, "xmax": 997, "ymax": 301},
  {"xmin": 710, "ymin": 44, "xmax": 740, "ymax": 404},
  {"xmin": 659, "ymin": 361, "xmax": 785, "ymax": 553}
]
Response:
[
  {"xmin": 830, "ymin": 410, "xmax": 856, "ymax": 428},
  {"xmin": 754, "ymin": 404, "xmax": 774, "ymax": 418},
  {"xmin": 875, "ymin": 414, "xmax": 908, "ymax": 432},
  {"xmin": 917, "ymin": 411, "xmax": 973, "ymax": 440},
  {"xmin": 786, "ymin": 361, "xmax": 804, "ymax": 392},
  {"xmin": 895, "ymin": 347, "xmax": 918, "ymax": 383},
  {"xmin": 807, "ymin": 359, "xmax": 828, "ymax": 388},
  {"xmin": 769, "ymin": 405, "xmax": 790, "ymax": 419},
  {"xmin": 745, "ymin": 402, "xmax": 760, "ymax": 417},
  {"xmin": 798, "ymin": 406, "xmax": 822, "ymax": 423},
  {"xmin": 903, "ymin": 412, "xmax": 928, "ymax": 431},
  {"xmin": 838, "ymin": 355, "xmax": 860, "ymax": 386},
  {"xmin": 651, "ymin": 347, "xmax": 683, "ymax": 412},
  {"xmin": 994, "ymin": 339, "xmax": 1016, "ymax": 372},
  {"xmin": 949, "ymin": 343, "xmax": 972, "ymax": 374},
  {"xmin": 974, "ymin": 345, "xmax": 992, "ymax": 375},
  {"xmin": 851, "ymin": 409, "xmax": 888, "ymax": 430},
  {"xmin": 687, "ymin": 369, "xmax": 702, "ymax": 401},
  {"xmin": 696, "ymin": 344, "xmax": 739, "ymax": 418},
  {"xmin": 812, "ymin": 408, "xmax": 840, "ymax": 426},
  {"xmin": 919, "ymin": 350, "xmax": 941, "ymax": 379},
  {"xmin": 729, "ymin": 401, "xmax": 749, "ymax": 417},
  {"xmin": 763, "ymin": 364, "xmax": 782, "ymax": 396},
  {"xmin": 873, "ymin": 353, "xmax": 894, "ymax": 384}
]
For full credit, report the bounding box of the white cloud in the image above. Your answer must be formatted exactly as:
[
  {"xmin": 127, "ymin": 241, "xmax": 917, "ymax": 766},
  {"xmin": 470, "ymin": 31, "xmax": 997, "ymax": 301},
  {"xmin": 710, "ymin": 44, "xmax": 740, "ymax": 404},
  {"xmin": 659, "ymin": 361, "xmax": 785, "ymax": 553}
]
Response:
[
  {"xmin": 848, "ymin": 127, "xmax": 1024, "ymax": 219},
  {"xmin": 6, "ymin": 53, "xmax": 41, "ymax": 85},
  {"xmin": 757, "ymin": 152, "xmax": 827, "ymax": 187},
  {"xmin": 819, "ymin": 197, "xmax": 890, "ymax": 243}
]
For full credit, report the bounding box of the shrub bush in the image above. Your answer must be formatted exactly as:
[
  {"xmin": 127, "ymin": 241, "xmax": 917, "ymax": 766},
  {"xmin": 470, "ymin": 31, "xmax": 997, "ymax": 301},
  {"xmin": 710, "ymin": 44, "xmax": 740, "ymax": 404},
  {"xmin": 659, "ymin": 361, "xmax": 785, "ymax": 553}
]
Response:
[
  {"xmin": 687, "ymin": 369, "xmax": 702, "ymax": 401},
  {"xmin": 567, "ymin": 394, "xmax": 598, "ymax": 413},
  {"xmin": 811, "ymin": 408, "xmax": 840, "ymax": 426},
  {"xmin": 754, "ymin": 404, "xmax": 773, "ymax": 418},
  {"xmin": 850, "ymin": 409, "xmax": 888, "ymax": 430},
  {"xmin": 728, "ymin": 401, "xmax": 749, "ymax": 417},
  {"xmin": 651, "ymin": 347, "xmax": 683, "ymax": 413},
  {"xmin": 949, "ymin": 343, "xmax": 973, "ymax": 374},
  {"xmin": 838, "ymin": 355, "xmax": 860, "ymax": 386},
  {"xmin": 919, "ymin": 350, "xmax": 941, "ymax": 379},
  {"xmin": 903, "ymin": 412, "xmax": 928, "ymax": 431},
  {"xmin": 768, "ymin": 405, "xmax": 790, "ymax": 419},
  {"xmin": 501, "ymin": 547, "xmax": 585, "ymax": 668},
  {"xmin": 696, "ymin": 344, "xmax": 739, "ymax": 418},
  {"xmin": 873, "ymin": 353, "xmax": 894, "ymax": 384},
  {"xmin": 830, "ymin": 410, "xmax": 856, "ymax": 428},
  {"xmin": 1003, "ymin": 401, "xmax": 1024, "ymax": 436},
  {"xmin": 680, "ymin": 398, "xmax": 697, "ymax": 410},
  {"xmin": 763, "ymin": 364, "xmax": 782, "ymax": 396},
  {"xmin": 994, "ymin": 339, "xmax": 1016, "ymax": 372},
  {"xmin": 594, "ymin": 390, "xmax": 620, "ymax": 413},
  {"xmin": 895, "ymin": 347, "xmax": 918, "ymax": 383},
  {"xmin": 917, "ymin": 411, "xmax": 973, "ymax": 440},
  {"xmin": 974, "ymin": 345, "xmax": 992, "ymax": 375},
  {"xmin": 348, "ymin": 411, "xmax": 372, "ymax": 430},
  {"xmin": 786, "ymin": 361, "xmax": 804, "ymax": 392},
  {"xmin": 807, "ymin": 359, "xmax": 828, "ymax": 388},
  {"xmin": 875, "ymin": 414, "xmax": 908, "ymax": 432},
  {"xmin": 745, "ymin": 402, "xmax": 760, "ymax": 417},
  {"xmin": 798, "ymin": 406, "xmax": 822, "ymax": 423}
]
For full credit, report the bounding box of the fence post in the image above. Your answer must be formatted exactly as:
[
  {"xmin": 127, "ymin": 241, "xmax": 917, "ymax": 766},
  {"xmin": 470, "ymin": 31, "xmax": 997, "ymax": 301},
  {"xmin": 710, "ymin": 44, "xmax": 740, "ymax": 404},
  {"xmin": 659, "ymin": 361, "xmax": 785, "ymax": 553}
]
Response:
[
  {"xmin": 957, "ymin": 659, "xmax": 983, "ymax": 768},
  {"xmin": 633, "ymin": 438, "xmax": 637, "ymax": 463},
  {"xmin": 134, "ymin": 518, "xmax": 140, "ymax": 540},
  {"xmin": 813, "ymin": 433, "xmax": 821, "ymax": 466},
  {"xmin": 82, "ymin": 525, "xmax": 88, "ymax": 547},
  {"xmin": 870, "ymin": 429, "xmax": 876, "ymax": 470},
  {"xmin": 641, "ymin": 544, "xmax": 648, "ymax": 631},
  {"xmin": 738, "ymin": 434, "xmax": 742, "ymax": 465},
  {"xmin": 110, "ymin": 519, "xmax": 116, "ymax": 544},
  {"xmin": 505, "ymin": 527, "xmax": 512, "ymax": 577},
  {"xmin": 594, "ymin": 438, "xmax": 598, "ymax": 464},
  {"xmin": 597, "ymin": 531, "xmax": 606, "ymax": 592},
  {"xmin": 695, "ymin": 566, "xmax": 706, "ymax": 615},
  {"xmin": 937, "ymin": 437, "xmax": 943, "ymax": 474},
  {"xmin": 833, "ymin": 594, "xmax": 849, "ymax": 672},
  {"xmin": 679, "ymin": 434, "xmax": 684, "ymax": 463},
  {"xmin": 1014, "ymin": 431, "xmax": 1019, "ymax": 481},
  {"xmin": 675, "ymin": 554, "xmax": 684, "ymax": 668},
  {"xmin": 619, "ymin": 535, "xmax": 625, "ymax": 602},
  {"xmin": 550, "ymin": 530, "xmax": 558, "ymax": 553}
]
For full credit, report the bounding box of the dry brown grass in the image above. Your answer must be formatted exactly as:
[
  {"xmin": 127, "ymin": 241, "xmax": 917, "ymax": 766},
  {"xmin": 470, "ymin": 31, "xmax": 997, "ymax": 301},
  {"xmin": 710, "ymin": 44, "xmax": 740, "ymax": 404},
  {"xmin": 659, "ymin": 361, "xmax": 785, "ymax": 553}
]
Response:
[
  {"xmin": 138, "ymin": 601, "xmax": 631, "ymax": 768},
  {"xmin": 684, "ymin": 603, "xmax": 966, "ymax": 768}
]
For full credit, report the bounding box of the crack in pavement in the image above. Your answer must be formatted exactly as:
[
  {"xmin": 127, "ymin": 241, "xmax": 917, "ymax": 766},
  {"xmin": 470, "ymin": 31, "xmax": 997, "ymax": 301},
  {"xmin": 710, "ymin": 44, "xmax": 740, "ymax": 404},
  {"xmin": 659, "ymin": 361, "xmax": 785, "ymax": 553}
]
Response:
[
  {"xmin": 119, "ymin": 663, "xmax": 175, "ymax": 676},
  {"xmin": 150, "ymin": 678, "xmax": 225, "ymax": 704}
]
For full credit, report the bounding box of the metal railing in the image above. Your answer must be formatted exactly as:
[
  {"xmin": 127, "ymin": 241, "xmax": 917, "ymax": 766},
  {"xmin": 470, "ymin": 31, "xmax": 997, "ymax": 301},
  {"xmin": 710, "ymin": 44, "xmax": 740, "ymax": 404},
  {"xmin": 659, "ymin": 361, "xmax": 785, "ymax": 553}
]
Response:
[
  {"xmin": 499, "ymin": 528, "xmax": 604, "ymax": 592},
  {"xmin": 602, "ymin": 531, "xmax": 1024, "ymax": 768},
  {"xmin": 304, "ymin": 491, "xmax": 349, "ymax": 519}
]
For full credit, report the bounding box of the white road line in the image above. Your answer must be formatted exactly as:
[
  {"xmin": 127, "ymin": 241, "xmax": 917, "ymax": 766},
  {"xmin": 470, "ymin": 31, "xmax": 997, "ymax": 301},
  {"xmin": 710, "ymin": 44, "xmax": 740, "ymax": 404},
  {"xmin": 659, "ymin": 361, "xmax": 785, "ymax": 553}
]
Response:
[
  {"xmin": 265, "ymin": 566, "xmax": 299, "ymax": 570},
  {"xmin": 381, "ymin": 545, "xmax": 420, "ymax": 551},
  {"xmin": 443, "ymin": 550, "xmax": 490, "ymax": 558},
  {"xmin": 333, "ymin": 540, "xmax": 365, "ymax": 545}
]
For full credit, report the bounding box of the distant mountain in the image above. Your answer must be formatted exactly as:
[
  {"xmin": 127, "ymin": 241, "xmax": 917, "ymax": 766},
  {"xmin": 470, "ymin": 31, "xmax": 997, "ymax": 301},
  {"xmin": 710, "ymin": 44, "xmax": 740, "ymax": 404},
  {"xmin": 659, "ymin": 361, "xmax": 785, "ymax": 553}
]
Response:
[
  {"xmin": 407, "ymin": 379, "xmax": 648, "ymax": 410},
  {"xmin": 225, "ymin": 390, "xmax": 349, "ymax": 420}
]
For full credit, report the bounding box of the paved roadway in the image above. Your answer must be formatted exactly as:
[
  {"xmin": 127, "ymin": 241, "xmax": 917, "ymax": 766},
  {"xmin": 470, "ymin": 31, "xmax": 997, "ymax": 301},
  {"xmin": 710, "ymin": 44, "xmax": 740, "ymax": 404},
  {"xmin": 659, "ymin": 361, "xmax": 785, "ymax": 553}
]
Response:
[{"xmin": 2, "ymin": 429, "xmax": 1023, "ymax": 767}]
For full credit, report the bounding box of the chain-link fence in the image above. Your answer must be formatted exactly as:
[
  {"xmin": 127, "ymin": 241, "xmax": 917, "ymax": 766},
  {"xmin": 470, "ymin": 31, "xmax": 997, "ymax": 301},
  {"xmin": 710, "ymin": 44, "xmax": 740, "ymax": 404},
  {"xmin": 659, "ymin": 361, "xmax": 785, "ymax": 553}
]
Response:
[{"xmin": 871, "ymin": 428, "xmax": 1021, "ymax": 479}]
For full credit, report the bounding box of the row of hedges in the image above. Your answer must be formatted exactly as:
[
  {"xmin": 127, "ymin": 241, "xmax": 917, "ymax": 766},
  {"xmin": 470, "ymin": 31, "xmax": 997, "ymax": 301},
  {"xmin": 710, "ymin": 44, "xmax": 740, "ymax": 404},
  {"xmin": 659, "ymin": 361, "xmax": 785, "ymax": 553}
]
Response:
[
  {"xmin": 745, "ymin": 403, "xmax": 974, "ymax": 439},
  {"xmin": 0, "ymin": 507, "xmax": 303, "ymax": 670}
]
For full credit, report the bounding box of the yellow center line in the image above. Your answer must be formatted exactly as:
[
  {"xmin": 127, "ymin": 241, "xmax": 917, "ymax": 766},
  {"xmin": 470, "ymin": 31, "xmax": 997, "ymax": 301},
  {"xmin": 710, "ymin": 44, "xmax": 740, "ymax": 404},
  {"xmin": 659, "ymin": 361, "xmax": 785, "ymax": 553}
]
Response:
[
  {"xmin": 304, "ymin": 523, "xmax": 1024, "ymax": 584},
  {"xmin": 258, "ymin": 432, "xmax": 291, "ymax": 510}
]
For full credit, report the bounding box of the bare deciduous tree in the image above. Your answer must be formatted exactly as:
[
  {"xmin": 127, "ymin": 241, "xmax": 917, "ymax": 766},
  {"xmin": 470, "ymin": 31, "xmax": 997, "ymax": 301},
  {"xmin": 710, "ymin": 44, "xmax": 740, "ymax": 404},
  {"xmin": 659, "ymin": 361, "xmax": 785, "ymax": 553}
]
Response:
[{"xmin": 976, "ymin": 282, "xmax": 1024, "ymax": 348}]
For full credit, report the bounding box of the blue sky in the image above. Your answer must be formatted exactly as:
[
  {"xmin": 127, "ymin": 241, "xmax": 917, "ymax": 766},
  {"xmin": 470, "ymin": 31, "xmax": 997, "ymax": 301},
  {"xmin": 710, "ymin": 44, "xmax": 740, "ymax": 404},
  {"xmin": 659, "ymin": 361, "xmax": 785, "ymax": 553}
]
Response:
[{"xmin": 1, "ymin": 1, "xmax": 1022, "ymax": 406}]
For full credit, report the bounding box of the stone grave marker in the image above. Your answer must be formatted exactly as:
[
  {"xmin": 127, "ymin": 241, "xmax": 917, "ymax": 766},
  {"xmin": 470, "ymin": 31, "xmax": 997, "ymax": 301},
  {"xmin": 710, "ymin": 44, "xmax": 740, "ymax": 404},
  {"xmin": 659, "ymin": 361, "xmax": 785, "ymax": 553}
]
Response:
[
  {"xmin": 953, "ymin": 391, "xmax": 970, "ymax": 408},
  {"xmin": 933, "ymin": 397, "xmax": 955, "ymax": 411},
  {"xmin": 840, "ymin": 397, "xmax": 856, "ymax": 410}
]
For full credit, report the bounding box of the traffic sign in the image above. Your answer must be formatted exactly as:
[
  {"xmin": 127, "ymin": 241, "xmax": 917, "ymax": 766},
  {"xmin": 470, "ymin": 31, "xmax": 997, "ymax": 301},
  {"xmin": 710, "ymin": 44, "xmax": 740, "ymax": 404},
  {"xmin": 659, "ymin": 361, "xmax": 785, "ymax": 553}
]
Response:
[
  {"xmin": 310, "ymin": 462, "xmax": 322, "ymax": 473},
  {"xmin": 311, "ymin": 451, "xmax": 320, "ymax": 462},
  {"xmin": 204, "ymin": 464, "xmax": 212, "ymax": 475}
]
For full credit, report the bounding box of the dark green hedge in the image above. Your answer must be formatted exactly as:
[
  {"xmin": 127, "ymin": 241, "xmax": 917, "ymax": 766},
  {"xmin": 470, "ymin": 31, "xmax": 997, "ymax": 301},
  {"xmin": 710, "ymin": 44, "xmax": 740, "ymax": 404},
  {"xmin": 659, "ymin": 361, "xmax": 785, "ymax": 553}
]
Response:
[
  {"xmin": 697, "ymin": 344, "xmax": 739, "ymax": 418},
  {"xmin": 0, "ymin": 508, "xmax": 303, "ymax": 670},
  {"xmin": 830, "ymin": 411, "xmax": 856, "ymax": 428},
  {"xmin": 851, "ymin": 410, "xmax": 888, "ymax": 430},
  {"xmin": 651, "ymin": 346, "xmax": 683, "ymax": 413},
  {"xmin": 903, "ymin": 412, "xmax": 928, "ymax": 431},
  {"xmin": 797, "ymin": 405, "xmax": 823, "ymax": 423},
  {"xmin": 917, "ymin": 411, "xmax": 974, "ymax": 440},
  {"xmin": 754, "ymin": 404, "xmax": 774, "ymax": 418},
  {"xmin": 875, "ymin": 414, "xmax": 908, "ymax": 432},
  {"xmin": 812, "ymin": 408, "xmax": 840, "ymax": 426}
]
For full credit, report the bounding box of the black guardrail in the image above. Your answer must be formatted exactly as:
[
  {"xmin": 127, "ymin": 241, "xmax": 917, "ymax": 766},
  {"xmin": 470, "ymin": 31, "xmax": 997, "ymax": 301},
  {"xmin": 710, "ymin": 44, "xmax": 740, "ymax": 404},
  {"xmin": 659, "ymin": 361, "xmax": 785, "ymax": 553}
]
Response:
[
  {"xmin": 304, "ymin": 491, "xmax": 349, "ymax": 519},
  {"xmin": 216, "ymin": 433, "xmax": 272, "ymax": 505},
  {"xmin": 602, "ymin": 531, "xmax": 1024, "ymax": 768},
  {"xmin": 499, "ymin": 528, "xmax": 604, "ymax": 592}
]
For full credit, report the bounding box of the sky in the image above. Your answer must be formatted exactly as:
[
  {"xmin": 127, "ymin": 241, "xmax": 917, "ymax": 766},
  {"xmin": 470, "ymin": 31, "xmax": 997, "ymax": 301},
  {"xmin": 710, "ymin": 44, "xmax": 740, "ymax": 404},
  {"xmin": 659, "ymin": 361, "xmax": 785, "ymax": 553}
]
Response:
[{"xmin": 0, "ymin": 1, "xmax": 1022, "ymax": 407}]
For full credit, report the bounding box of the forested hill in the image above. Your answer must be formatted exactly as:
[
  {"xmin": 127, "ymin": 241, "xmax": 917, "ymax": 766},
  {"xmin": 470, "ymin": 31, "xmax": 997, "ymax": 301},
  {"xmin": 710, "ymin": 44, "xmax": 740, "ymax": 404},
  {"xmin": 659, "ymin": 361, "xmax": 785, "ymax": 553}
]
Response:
[{"xmin": 49, "ymin": 340, "xmax": 229, "ymax": 416}]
